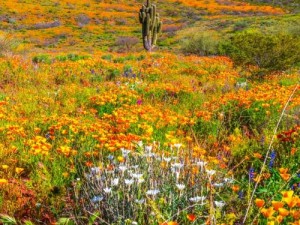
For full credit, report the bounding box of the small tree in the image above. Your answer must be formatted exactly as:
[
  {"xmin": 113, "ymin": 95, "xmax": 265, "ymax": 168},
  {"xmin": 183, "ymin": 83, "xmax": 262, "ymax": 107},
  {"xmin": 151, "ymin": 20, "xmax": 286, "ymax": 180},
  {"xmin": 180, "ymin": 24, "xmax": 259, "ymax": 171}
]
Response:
[
  {"xmin": 139, "ymin": 0, "xmax": 162, "ymax": 51},
  {"xmin": 221, "ymin": 30, "xmax": 300, "ymax": 72}
]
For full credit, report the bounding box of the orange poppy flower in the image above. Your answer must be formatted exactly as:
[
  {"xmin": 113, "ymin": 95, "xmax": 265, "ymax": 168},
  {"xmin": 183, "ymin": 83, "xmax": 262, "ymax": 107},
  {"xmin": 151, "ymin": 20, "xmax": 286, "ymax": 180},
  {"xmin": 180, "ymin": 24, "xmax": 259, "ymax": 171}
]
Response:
[
  {"xmin": 272, "ymin": 201, "xmax": 284, "ymax": 211},
  {"xmin": 160, "ymin": 222, "xmax": 178, "ymax": 225},
  {"xmin": 279, "ymin": 168, "xmax": 289, "ymax": 174},
  {"xmin": 278, "ymin": 207, "xmax": 289, "ymax": 217},
  {"xmin": 255, "ymin": 199, "xmax": 265, "ymax": 208},
  {"xmin": 275, "ymin": 215, "xmax": 283, "ymax": 223},
  {"xmin": 291, "ymin": 147, "xmax": 297, "ymax": 155},
  {"xmin": 280, "ymin": 173, "xmax": 291, "ymax": 181},
  {"xmin": 232, "ymin": 185, "xmax": 240, "ymax": 192},
  {"xmin": 281, "ymin": 190, "xmax": 294, "ymax": 199},
  {"xmin": 290, "ymin": 210, "xmax": 300, "ymax": 220},
  {"xmin": 261, "ymin": 207, "xmax": 275, "ymax": 218},
  {"xmin": 295, "ymin": 196, "xmax": 300, "ymax": 207},
  {"xmin": 187, "ymin": 214, "xmax": 196, "ymax": 222},
  {"xmin": 253, "ymin": 153, "xmax": 262, "ymax": 159}
]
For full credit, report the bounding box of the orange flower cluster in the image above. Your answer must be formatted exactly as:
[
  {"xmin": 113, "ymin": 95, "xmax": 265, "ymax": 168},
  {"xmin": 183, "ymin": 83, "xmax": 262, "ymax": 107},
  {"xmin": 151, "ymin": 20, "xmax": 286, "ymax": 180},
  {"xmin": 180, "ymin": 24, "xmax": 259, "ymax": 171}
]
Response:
[
  {"xmin": 26, "ymin": 136, "xmax": 52, "ymax": 156},
  {"xmin": 168, "ymin": 0, "xmax": 284, "ymax": 15},
  {"xmin": 256, "ymin": 191, "xmax": 300, "ymax": 224}
]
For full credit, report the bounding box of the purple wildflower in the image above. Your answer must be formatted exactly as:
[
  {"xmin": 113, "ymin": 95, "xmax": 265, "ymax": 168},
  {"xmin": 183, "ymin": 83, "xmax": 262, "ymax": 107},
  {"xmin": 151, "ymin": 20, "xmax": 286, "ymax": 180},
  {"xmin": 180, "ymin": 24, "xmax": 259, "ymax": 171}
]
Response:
[
  {"xmin": 269, "ymin": 150, "xmax": 276, "ymax": 169},
  {"xmin": 249, "ymin": 167, "xmax": 255, "ymax": 181}
]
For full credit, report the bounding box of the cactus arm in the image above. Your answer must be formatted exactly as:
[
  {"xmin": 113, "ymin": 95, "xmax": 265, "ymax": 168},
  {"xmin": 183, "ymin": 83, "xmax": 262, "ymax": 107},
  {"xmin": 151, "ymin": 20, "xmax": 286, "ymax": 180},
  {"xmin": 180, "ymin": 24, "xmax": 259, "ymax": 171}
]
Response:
[{"xmin": 139, "ymin": 0, "xmax": 162, "ymax": 51}]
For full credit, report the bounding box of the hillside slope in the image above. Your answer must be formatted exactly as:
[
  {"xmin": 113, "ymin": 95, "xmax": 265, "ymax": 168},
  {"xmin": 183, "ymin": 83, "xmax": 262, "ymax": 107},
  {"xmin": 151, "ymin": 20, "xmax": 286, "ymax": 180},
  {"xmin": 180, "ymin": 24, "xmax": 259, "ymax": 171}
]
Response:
[{"xmin": 0, "ymin": 0, "xmax": 286, "ymax": 53}]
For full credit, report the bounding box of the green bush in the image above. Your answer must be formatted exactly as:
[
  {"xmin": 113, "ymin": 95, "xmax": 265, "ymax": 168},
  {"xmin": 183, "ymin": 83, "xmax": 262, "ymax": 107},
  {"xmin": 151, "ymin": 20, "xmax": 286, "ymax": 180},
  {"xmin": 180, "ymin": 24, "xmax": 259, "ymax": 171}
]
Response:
[
  {"xmin": 0, "ymin": 35, "xmax": 19, "ymax": 56},
  {"xmin": 221, "ymin": 30, "xmax": 300, "ymax": 71},
  {"xmin": 32, "ymin": 54, "xmax": 52, "ymax": 64},
  {"xmin": 181, "ymin": 31, "xmax": 220, "ymax": 56}
]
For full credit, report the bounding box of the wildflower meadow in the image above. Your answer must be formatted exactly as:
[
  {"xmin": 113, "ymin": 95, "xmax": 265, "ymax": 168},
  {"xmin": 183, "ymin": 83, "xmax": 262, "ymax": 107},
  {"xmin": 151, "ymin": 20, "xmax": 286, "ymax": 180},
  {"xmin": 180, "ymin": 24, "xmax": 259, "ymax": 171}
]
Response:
[{"xmin": 0, "ymin": 0, "xmax": 299, "ymax": 224}]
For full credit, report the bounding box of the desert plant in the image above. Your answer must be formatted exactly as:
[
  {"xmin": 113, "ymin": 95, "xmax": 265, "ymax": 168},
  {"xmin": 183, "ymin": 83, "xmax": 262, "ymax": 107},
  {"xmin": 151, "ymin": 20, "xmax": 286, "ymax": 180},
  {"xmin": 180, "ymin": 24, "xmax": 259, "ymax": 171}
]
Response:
[
  {"xmin": 139, "ymin": 0, "xmax": 162, "ymax": 51},
  {"xmin": 0, "ymin": 34, "xmax": 18, "ymax": 56},
  {"xmin": 220, "ymin": 30, "xmax": 300, "ymax": 72},
  {"xmin": 181, "ymin": 31, "xmax": 221, "ymax": 56}
]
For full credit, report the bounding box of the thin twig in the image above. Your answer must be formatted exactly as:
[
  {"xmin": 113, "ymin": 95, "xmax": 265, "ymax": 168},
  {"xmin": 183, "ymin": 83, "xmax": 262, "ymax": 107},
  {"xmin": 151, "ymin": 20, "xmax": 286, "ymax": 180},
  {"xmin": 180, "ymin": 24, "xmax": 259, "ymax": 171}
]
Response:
[{"xmin": 242, "ymin": 84, "xmax": 299, "ymax": 224}]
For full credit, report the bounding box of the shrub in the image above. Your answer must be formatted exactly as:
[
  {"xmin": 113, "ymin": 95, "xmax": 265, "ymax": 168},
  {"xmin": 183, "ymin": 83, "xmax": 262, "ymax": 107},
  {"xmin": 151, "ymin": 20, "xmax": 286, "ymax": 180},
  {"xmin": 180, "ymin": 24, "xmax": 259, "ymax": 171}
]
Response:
[
  {"xmin": 0, "ymin": 34, "xmax": 19, "ymax": 56},
  {"xmin": 75, "ymin": 14, "xmax": 90, "ymax": 27},
  {"xmin": 115, "ymin": 36, "xmax": 139, "ymax": 52},
  {"xmin": 101, "ymin": 54, "xmax": 113, "ymax": 61},
  {"xmin": 181, "ymin": 31, "xmax": 220, "ymax": 56},
  {"xmin": 32, "ymin": 54, "xmax": 52, "ymax": 64},
  {"xmin": 221, "ymin": 30, "xmax": 300, "ymax": 72},
  {"xmin": 66, "ymin": 53, "xmax": 90, "ymax": 61}
]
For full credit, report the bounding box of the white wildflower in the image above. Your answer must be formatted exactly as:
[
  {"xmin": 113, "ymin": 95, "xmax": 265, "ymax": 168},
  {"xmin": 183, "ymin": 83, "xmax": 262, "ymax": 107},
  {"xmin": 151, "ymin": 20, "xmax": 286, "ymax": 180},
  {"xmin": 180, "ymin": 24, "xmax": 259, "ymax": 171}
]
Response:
[
  {"xmin": 135, "ymin": 198, "xmax": 145, "ymax": 204},
  {"xmin": 146, "ymin": 189, "xmax": 160, "ymax": 196},
  {"xmin": 174, "ymin": 143, "xmax": 182, "ymax": 149},
  {"xmin": 214, "ymin": 201, "xmax": 225, "ymax": 208},
  {"xmin": 145, "ymin": 145, "xmax": 153, "ymax": 152},
  {"xmin": 189, "ymin": 196, "xmax": 206, "ymax": 203},
  {"xmin": 111, "ymin": 178, "xmax": 119, "ymax": 186},
  {"xmin": 213, "ymin": 183, "xmax": 224, "ymax": 187},
  {"xmin": 171, "ymin": 162, "xmax": 184, "ymax": 169},
  {"xmin": 137, "ymin": 178, "xmax": 145, "ymax": 184},
  {"xmin": 163, "ymin": 157, "xmax": 172, "ymax": 162},
  {"xmin": 176, "ymin": 183, "xmax": 186, "ymax": 191},
  {"xmin": 196, "ymin": 161, "xmax": 207, "ymax": 171},
  {"xmin": 119, "ymin": 165, "xmax": 127, "ymax": 172},
  {"xmin": 125, "ymin": 179, "xmax": 134, "ymax": 186},
  {"xmin": 103, "ymin": 187, "xmax": 112, "ymax": 193},
  {"xmin": 206, "ymin": 169, "xmax": 216, "ymax": 176},
  {"xmin": 131, "ymin": 173, "xmax": 143, "ymax": 179},
  {"xmin": 224, "ymin": 178, "xmax": 234, "ymax": 184},
  {"xmin": 137, "ymin": 141, "xmax": 143, "ymax": 148},
  {"xmin": 121, "ymin": 148, "xmax": 131, "ymax": 157}
]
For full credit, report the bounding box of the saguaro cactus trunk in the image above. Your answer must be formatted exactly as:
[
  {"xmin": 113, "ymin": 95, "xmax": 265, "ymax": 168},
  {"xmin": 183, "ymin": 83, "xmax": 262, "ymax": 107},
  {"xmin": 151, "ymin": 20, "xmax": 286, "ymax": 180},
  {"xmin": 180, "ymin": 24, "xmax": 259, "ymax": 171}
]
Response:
[{"xmin": 139, "ymin": 0, "xmax": 162, "ymax": 52}]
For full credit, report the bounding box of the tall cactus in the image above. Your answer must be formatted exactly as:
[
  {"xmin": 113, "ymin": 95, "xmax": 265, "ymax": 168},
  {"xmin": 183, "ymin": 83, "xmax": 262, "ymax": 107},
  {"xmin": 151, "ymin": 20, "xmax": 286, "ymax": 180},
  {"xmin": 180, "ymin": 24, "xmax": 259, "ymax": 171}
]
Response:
[{"xmin": 139, "ymin": 0, "xmax": 162, "ymax": 52}]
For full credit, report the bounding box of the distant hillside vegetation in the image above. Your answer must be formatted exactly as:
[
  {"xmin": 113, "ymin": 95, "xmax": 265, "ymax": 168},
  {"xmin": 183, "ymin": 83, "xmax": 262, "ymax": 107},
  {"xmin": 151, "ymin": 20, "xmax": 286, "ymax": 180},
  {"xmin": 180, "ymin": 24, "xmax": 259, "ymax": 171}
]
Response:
[{"xmin": 243, "ymin": 0, "xmax": 300, "ymax": 12}]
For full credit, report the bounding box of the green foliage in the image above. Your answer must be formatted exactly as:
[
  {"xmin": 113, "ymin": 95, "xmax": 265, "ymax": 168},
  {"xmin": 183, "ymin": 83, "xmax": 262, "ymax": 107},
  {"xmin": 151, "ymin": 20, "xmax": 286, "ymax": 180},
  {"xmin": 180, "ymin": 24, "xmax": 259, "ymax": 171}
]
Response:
[
  {"xmin": 278, "ymin": 77, "xmax": 298, "ymax": 86},
  {"xmin": 193, "ymin": 118, "xmax": 221, "ymax": 141},
  {"xmin": 34, "ymin": 54, "xmax": 91, "ymax": 63},
  {"xmin": 181, "ymin": 31, "xmax": 221, "ymax": 56},
  {"xmin": 0, "ymin": 214, "xmax": 17, "ymax": 225},
  {"xmin": 95, "ymin": 103, "xmax": 116, "ymax": 117},
  {"xmin": 101, "ymin": 54, "xmax": 113, "ymax": 61},
  {"xmin": 107, "ymin": 68, "xmax": 120, "ymax": 80},
  {"xmin": 220, "ymin": 30, "xmax": 300, "ymax": 72},
  {"xmin": 0, "ymin": 35, "xmax": 19, "ymax": 56},
  {"xmin": 66, "ymin": 53, "xmax": 90, "ymax": 61},
  {"xmin": 220, "ymin": 100, "xmax": 281, "ymax": 138},
  {"xmin": 57, "ymin": 218, "xmax": 75, "ymax": 225},
  {"xmin": 32, "ymin": 54, "xmax": 52, "ymax": 64}
]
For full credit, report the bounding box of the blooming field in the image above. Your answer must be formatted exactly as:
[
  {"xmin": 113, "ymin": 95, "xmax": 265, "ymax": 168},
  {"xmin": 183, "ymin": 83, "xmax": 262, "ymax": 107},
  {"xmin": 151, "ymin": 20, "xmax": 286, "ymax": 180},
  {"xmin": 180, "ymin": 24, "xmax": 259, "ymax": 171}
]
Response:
[
  {"xmin": 0, "ymin": 0, "xmax": 300, "ymax": 224},
  {"xmin": 0, "ymin": 0, "xmax": 286, "ymax": 52},
  {"xmin": 0, "ymin": 51, "xmax": 299, "ymax": 224}
]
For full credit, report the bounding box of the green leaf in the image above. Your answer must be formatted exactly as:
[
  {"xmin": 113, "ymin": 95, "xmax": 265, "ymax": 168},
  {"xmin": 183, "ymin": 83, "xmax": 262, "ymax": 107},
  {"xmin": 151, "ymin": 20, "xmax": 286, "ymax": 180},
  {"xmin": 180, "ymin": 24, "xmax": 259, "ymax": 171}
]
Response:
[
  {"xmin": 57, "ymin": 218, "xmax": 75, "ymax": 225},
  {"xmin": 24, "ymin": 221, "xmax": 35, "ymax": 225},
  {"xmin": 88, "ymin": 212, "xmax": 100, "ymax": 225},
  {"xmin": 0, "ymin": 214, "xmax": 17, "ymax": 225}
]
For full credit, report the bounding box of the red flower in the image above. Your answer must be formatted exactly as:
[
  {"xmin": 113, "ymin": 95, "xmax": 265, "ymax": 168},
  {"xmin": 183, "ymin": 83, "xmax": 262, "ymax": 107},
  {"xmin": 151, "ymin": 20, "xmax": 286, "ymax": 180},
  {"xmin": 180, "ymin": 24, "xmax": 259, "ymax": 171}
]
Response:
[{"xmin": 187, "ymin": 213, "xmax": 196, "ymax": 222}]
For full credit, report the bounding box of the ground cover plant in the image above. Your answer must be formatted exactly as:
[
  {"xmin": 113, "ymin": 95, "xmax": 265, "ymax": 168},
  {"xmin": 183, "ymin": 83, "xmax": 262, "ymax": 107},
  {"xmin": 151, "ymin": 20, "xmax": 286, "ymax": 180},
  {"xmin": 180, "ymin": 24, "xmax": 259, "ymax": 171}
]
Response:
[{"xmin": 0, "ymin": 0, "xmax": 299, "ymax": 225}]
